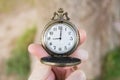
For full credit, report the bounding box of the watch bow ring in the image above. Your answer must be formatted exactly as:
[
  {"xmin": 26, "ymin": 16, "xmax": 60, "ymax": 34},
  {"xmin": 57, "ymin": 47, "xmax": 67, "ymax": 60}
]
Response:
[{"xmin": 40, "ymin": 8, "xmax": 81, "ymax": 67}]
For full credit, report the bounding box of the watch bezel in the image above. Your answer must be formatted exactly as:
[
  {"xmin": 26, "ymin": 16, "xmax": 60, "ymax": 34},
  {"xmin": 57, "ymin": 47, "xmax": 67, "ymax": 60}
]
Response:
[{"xmin": 41, "ymin": 20, "xmax": 80, "ymax": 57}]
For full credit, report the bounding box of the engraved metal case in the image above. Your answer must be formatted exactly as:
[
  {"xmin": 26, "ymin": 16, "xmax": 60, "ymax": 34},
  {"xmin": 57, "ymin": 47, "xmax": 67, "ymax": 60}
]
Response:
[{"xmin": 41, "ymin": 8, "xmax": 80, "ymax": 67}]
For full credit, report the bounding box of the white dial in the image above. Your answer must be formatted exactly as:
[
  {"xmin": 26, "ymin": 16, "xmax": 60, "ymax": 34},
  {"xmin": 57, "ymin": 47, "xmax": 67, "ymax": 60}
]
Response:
[{"xmin": 44, "ymin": 23, "xmax": 77, "ymax": 54}]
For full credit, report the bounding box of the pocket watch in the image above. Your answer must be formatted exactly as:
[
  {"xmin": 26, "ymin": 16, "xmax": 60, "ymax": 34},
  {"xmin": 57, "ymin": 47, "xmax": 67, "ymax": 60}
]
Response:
[{"xmin": 41, "ymin": 8, "xmax": 81, "ymax": 67}]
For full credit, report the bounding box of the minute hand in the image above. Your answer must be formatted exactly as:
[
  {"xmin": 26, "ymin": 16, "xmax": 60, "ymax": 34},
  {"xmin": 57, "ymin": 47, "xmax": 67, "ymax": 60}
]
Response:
[{"xmin": 60, "ymin": 28, "xmax": 62, "ymax": 40}]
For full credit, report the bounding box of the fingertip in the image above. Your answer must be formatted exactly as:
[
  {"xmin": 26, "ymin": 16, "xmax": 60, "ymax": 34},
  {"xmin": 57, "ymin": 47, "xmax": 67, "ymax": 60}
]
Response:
[
  {"xmin": 79, "ymin": 29, "xmax": 86, "ymax": 44},
  {"xmin": 28, "ymin": 43, "xmax": 41, "ymax": 55},
  {"xmin": 28, "ymin": 43, "xmax": 37, "ymax": 54},
  {"xmin": 28, "ymin": 43, "xmax": 48, "ymax": 59}
]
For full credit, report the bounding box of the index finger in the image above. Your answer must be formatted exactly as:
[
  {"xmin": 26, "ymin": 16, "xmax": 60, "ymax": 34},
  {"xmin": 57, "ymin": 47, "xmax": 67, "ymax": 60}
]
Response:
[{"xmin": 28, "ymin": 43, "xmax": 48, "ymax": 59}]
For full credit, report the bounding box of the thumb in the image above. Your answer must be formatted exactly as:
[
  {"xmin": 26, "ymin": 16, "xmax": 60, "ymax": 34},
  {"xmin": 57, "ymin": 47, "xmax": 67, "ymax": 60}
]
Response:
[
  {"xmin": 28, "ymin": 60, "xmax": 52, "ymax": 80},
  {"xmin": 28, "ymin": 44, "xmax": 55, "ymax": 80}
]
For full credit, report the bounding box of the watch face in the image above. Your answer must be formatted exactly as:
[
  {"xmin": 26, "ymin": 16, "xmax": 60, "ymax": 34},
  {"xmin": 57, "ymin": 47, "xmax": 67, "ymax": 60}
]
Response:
[{"xmin": 43, "ymin": 22, "xmax": 79, "ymax": 55}]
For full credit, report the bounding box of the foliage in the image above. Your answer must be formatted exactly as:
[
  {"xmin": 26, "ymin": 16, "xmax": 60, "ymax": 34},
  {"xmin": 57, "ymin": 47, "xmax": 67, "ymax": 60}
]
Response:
[
  {"xmin": 6, "ymin": 26, "xmax": 37, "ymax": 79},
  {"xmin": 101, "ymin": 46, "xmax": 120, "ymax": 80},
  {"xmin": 0, "ymin": 0, "xmax": 35, "ymax": 13}
]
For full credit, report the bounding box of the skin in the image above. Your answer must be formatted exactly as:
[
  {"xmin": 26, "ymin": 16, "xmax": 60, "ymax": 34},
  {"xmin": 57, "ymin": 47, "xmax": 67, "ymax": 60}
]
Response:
[{"xmin": 28, "ymin": 29, "xmax": 88, "ymax": 80}]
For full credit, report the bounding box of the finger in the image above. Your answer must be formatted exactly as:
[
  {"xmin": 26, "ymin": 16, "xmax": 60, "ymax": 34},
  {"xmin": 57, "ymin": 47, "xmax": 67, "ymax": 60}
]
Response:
[
  {"xmin": 28, "ymin": 44, "xmax": 53, "ymax": 80},
  {"xmin": 78, "ymin": 29, "xmax": 86, "ymax": 45},
  {"xmin": 28, "ymin": 43, "xmax": 48, "ymax": 59},
  {"xmin": 71, "ymin": 48, "xmax": 88, "ymax": 69},
  {"xmin": 66, "ymin": 70, "xmax": 86, "ymax": 80},
  {"xmin": 65, "ymin": 68, "xmax": 73, "ymax": 78},
  {"xmin": 52, "ymin": 67, "xmax": 66, "ymax": 80},
  {"xmin": 28, "ymin": 61, "xmax": 52, "ymax": 80},
  {"xmin": 71, "ymin": 47, "xmax": 88, "ymax": 62},
  {"xmin": 64, "ymin": 48, "xmax": 88, "ymax": 70}
]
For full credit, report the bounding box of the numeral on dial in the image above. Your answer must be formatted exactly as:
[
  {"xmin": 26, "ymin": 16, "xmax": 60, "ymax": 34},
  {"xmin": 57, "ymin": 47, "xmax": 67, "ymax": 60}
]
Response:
[
  {"xmin": 68, "ymin": 43, "xmax": 71, "ymax": 45},
  {"xmin": 68, "ymin": 32, "xmax": 71, "ymax": 35},
  {"xmin": 59, "ymin": 48, "xmax": 62, "ymax": 51},
  {"xmin": 53, "ymin": 28, "xmax": 57, "ymax": 31},
  {"xmin": 65, "ymin": 28, "xmax": 67, "ymax": 31},
  {"xmin": 49, "ymin": 42, "xmax": 52, "ymax": 45},
  {"xmin": 70, "ymin": 37, "xmax": 73, "ymax": 40},
  {"xmin": 53, "ymin": 46, "xmax": 56, "ymax": 49},
  {"xmin": 58, "ymin": 26, "xmax": 62, "ymax": 30},
  {"xmin": 64, "ymin": 46, "xmax": 67, "ymax": 50},
  {"xmin": 47, "ymin": 37, "xmax": 51, "ymax": 40},
  {"xmin": 49, "ymin": 32, "xmax": 53, "ymax": 35}
]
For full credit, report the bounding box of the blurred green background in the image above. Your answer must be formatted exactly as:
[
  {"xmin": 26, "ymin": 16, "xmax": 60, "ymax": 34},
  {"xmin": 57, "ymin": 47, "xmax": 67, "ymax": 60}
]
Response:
[{"xmin": 0, "ymin": 0, "xmax": 120, "ymax": 80}]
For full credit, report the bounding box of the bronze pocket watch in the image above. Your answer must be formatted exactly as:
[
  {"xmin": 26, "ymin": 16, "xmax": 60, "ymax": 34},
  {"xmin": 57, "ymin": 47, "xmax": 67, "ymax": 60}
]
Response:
[{"xmin": 41, "ymin": 8, "xmax": 81, "ymax": 67}]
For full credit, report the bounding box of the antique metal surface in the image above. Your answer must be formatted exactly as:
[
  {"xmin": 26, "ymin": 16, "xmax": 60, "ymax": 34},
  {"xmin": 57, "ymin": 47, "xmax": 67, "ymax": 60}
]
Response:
[{"xmin": 41, "ymin": 56, "xmax": 81, "ymax": 67}]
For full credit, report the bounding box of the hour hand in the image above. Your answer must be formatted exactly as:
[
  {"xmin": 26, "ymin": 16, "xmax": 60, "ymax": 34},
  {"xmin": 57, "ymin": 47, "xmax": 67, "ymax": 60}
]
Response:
[{"xmin": 53, "ymin": 38, "xmax": 60, "ymax": 40}]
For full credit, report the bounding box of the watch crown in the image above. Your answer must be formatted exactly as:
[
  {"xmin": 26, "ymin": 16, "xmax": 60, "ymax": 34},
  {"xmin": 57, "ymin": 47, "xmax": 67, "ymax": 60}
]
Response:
[
  {"xmin": 58, "ymin": 8, "xmax": 64, "ymax": 13},
  {"xmin": 51, "ymin": 8, "xmax": 70, "ymax": 21}
]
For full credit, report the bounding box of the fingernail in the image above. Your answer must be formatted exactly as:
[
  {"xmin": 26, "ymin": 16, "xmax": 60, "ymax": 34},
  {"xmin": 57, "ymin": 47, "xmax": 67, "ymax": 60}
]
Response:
[{"xmin": 28, "ymin": 44, "xmax": 36, "ymax": 54}]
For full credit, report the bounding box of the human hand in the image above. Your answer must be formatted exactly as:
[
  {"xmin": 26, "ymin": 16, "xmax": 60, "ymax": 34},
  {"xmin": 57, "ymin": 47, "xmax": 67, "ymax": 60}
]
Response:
[{"xmin": 28, "ymin": 29, "xmax": 88, "ymax": 80}]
